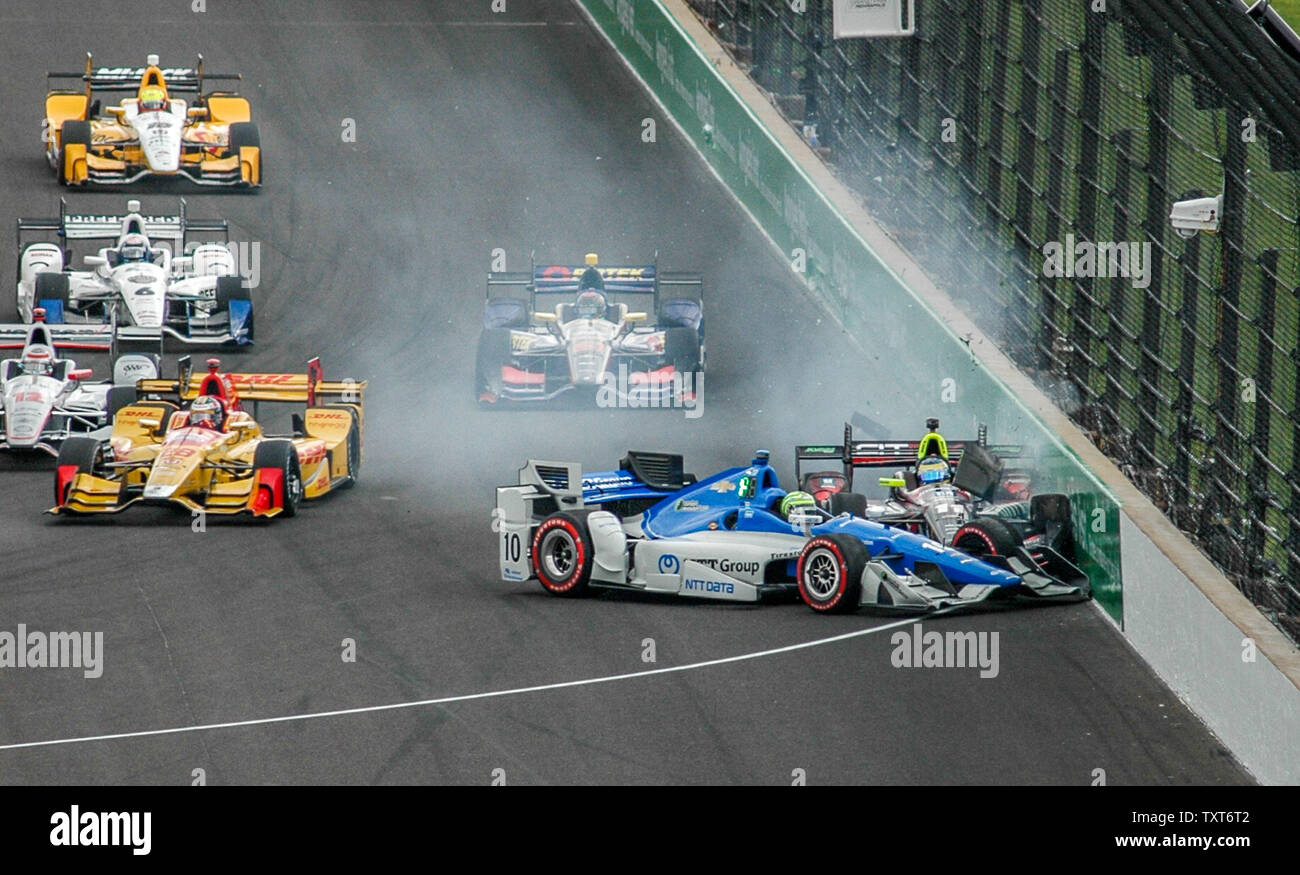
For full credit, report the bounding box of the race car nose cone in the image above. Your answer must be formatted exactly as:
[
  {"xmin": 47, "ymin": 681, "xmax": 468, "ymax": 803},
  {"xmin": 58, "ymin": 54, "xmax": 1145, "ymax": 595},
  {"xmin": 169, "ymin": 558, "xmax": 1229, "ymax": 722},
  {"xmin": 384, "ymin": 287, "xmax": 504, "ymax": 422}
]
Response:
[{"xmin": 143, "ymin": 482, "xmax": 178, "ymax": 500}]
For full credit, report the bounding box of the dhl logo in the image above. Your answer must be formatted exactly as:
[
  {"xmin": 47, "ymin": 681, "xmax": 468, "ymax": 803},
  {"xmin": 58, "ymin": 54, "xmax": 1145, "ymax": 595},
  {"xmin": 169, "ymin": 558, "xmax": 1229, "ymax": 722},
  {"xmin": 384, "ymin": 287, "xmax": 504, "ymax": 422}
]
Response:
[
  {"xmin": 310, "ymin": 412, "xmax": 349, "ymax": 422},
  {"xmin": 117, "ymin": 407, "xmax": 153, "ymax": 419},
  {"xmin": 223, "ymin": 373, "xmax": 307, "ymax": 385}
]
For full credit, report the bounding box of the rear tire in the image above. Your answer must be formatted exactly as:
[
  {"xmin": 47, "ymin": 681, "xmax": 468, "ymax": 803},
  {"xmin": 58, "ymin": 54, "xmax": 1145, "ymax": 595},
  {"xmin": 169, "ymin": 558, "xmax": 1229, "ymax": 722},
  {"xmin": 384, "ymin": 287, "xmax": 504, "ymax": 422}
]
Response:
[
  {"xmin": 34, "ymin": 273, "xmax": 71, "ymax": 320},
  {"xmin": 953, "ymin": 516, "xmax": 1022, "ymax": 557},
  {"xmin": 484, "ymin": 297, "xmax": 529, "ymax": 329},
  {"xmin": 252, "ymin": 439, "xmax": 302, "ymax": 518},
  {"xmin": 829, "ymin": 491, "xmax": 869, "ymax": 518},
  {"xmin": 106, "ymin": 386, "xmax": 138, "ymax": 421},
  {"xmin": 797, "ymin": 533, "xmax": 867, "ymax": 613},
  {"xmin": 664, "ymin": 326, "xmax": 701, "ymax": 374},
  {"xmin": 531, "ymin": 511, "xmax": 595, "ymax": 597}
]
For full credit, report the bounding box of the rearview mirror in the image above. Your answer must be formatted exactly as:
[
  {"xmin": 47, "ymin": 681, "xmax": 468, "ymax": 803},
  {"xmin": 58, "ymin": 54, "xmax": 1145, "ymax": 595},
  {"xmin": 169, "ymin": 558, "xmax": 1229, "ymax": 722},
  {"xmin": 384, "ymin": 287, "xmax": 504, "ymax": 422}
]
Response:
[
  {"xmin": 67, "ymin": 368, "xmax": 92, "ymax": 381},
  {"xmin": 624, "ymin": 311, "xmax": 648, "ymax": 324},
  {"xmin": 533, "ymin": 312, "xmax": 557, "ymax": 324},
  {"xmin": 137, "ymin": 418, "xmax": 161, "ymax": 432},
  {"xmin": 879, "ymin": 477, "xmax": 906, "ymax": 488},
  {"xmin": 84, "ymin": 255, "xmax": 107, "ymax": 267}
]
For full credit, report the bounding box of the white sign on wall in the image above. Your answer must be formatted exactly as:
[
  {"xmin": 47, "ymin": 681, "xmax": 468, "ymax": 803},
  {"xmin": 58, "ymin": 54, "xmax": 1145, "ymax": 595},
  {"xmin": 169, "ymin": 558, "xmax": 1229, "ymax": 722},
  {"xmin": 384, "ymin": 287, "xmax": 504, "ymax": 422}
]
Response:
[{"xmin": 833, "ymin": 0, "xmax": 916, "ymax": 38}]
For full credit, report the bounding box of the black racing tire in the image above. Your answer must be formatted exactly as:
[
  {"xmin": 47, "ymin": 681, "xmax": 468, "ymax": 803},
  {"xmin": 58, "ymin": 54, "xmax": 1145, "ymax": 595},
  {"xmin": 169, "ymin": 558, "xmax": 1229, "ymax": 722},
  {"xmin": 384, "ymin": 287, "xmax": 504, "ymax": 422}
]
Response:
[
  {"xmin": 475, "ymin": 327, "xmax": 512, "ymax": 400},
  {"xmin": 323, "ymin": 405, "xmax": 362, "ymax": 488},
  {"xmin": 59, "ymin": 120, "xmax": 91, "ymax": 185},
  {"xmin": 215, "ymin": 276, "xmax": 254, "ymax": 341},
  {"xmin": 797, "ymin": 533, "xmax": 868, "ymax": 613},
  {"xmin": 252, "ymin": 439, "xmax": 302, "ymax": 518},
  {"xmin": 54, "ymin": 436, "xmax": 103, "ymax": 506},
  {"xmin": 106, "ymin": 386, "xmax": 138, "ymax": 421},
  {"xmin": 664, "ymin": 326, "xmax": 701, "ymax": 373},
  {"xmin": 531, "ymin": 510, "xmax": 596, "ymax": 597},
  {"xmin": 484, "ymin": 297, "xmax": 529, "ymax": 330},
  {"xmin": 829, "ymin": 491, "xmax": 869, "ymax": 518},
  {"xmin": 228, "ymin": 123, "xmax": 261, "ymax": 186},
  {"xmin": 34, "ymin": 272, "xmax": 72, "ymax": 315},
  {"xmin": 953, "ymin": 516, "xmax": 1022, "ymax": 558},
  {"xmin": 229, "ymin": 121, "xmax": 260, "ymax": 151}
]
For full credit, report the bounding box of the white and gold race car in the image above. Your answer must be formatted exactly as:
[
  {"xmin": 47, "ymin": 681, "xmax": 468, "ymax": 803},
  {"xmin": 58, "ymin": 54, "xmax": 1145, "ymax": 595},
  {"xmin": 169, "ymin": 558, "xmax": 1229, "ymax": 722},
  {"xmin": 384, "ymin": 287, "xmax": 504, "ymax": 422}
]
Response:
[{"xmin": 44, "ymin": 53, "xmax": 261, "ymax": 188}]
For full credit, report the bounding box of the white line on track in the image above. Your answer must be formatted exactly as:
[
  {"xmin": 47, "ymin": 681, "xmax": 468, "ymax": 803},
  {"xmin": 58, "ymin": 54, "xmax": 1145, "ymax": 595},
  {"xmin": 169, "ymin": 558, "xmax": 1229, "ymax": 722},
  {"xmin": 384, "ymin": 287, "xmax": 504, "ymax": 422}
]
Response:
[{"xmin": 0, "ymin": 614, "xmax": 934, "ymax": 752}]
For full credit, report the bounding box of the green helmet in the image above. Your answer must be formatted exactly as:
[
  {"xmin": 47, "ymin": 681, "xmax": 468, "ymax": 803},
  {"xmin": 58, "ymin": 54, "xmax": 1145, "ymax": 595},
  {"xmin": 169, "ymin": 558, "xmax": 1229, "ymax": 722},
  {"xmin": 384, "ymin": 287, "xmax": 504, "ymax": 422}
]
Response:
[{"xmin": 779, "ymin": 491, "xmax": 817, "ymax": 519}]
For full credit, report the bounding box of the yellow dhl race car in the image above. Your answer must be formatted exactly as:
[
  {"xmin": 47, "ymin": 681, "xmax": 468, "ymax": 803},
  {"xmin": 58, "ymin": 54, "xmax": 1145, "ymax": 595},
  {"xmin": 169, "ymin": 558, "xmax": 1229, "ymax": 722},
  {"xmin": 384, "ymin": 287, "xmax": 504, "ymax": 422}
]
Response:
[
  {"xmin": 44, "ymin": 53, "xmax": 261, "ymax": 188},
  {"xmin": 52, "ymin": 357, "xmax": 364, "ymax": 519}
]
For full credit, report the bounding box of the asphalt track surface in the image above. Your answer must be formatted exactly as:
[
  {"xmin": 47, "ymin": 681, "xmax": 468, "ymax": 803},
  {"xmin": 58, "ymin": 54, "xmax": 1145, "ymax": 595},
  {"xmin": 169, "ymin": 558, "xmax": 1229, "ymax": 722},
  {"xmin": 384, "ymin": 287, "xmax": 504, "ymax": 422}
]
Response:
[{"xmin": 0, "ymin": 0, "xmax": 1249, "ymax": 784}]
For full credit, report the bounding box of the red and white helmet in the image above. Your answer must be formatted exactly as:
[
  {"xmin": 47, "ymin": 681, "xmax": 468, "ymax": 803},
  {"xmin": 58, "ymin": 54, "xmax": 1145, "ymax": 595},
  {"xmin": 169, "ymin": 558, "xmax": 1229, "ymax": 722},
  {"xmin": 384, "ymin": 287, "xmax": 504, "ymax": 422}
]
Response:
[{"xmin": 187, "ymin": 395, "xmax": 226, "ymax": 429}]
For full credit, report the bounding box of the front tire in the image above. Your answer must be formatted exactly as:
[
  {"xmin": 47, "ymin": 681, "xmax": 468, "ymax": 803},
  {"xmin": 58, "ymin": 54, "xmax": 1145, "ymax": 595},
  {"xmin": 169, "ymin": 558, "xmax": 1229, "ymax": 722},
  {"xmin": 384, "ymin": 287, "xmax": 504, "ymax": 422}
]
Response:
[
  {"xmin": 531, "ymin": 511, "xmax": 595, "ymax": 597},
  {"xmin": 228, "ymin": 122, "xmax": 261, "ymax": 185},
  {"xmin": 475, "ymin": 328, "xmax": 512, "ymax": 401},
  {"xmin": 54, "ymin": 436, "xmax": 103, "ymax": 506},
  {"xmin": 253, "ymin": 439, "xmax": 302, "ymax": 517},
  {"xmin": 59, "ymin": 120, "xmax": 91, "ymax": 186},
  {"xmin": 797, "ymin": 533, "xmax": 867, "ymax": 613},
  {"xmin": 953, "ymin": 516, "xmax": 1022, "ymax": 557}
]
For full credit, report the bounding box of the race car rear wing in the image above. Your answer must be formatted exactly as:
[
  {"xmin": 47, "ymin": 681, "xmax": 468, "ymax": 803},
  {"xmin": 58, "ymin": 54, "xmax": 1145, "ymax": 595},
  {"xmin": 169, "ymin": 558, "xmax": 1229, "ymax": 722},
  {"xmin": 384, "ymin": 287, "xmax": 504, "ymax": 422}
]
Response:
[
  {"xmin": 136, "ymin": 356, "xmax": 366, "ymax": 406},
  {"xmin": 0, "ymin": 322, "xmax": 115, "ymax": 352},
  {"xmin": 486, "ymin": 252, "xmax": 702, "ymax": 316},
  {"xmin": 16, "ymin": 198, "xmax": 228, "ymax": 254},
  {"xmin": 47, "ymin": 53, "xmax": 240, "ymax": 96},
  {"xmin": 795, "ymin": 421, "xmax": 1028, "ymax": 498}
]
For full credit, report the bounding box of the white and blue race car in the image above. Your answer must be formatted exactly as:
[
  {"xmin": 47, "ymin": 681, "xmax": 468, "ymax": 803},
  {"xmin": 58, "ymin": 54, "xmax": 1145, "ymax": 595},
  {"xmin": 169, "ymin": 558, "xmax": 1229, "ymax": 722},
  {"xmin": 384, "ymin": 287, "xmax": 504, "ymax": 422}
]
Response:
[{"xmin": 494, "ymin": 449, "xmax": 1089, "ymax": 614}]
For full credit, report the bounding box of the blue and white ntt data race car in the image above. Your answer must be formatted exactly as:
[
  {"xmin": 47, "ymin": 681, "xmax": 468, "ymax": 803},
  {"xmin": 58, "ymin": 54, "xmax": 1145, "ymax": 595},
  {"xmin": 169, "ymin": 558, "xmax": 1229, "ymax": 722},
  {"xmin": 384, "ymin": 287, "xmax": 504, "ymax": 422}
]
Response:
[{"xmin": 494, "ymin": 449, "xmax": 1090, "ymax": 614}]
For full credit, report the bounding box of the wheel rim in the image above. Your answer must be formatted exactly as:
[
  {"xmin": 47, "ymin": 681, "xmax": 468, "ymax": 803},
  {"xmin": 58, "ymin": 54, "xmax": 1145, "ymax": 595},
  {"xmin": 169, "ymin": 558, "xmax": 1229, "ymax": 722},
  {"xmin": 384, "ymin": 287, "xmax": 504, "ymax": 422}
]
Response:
[
  {"xmin": 539, "ymin": 529, "xmax": 576, "ymax": 581},
  {"xmin": 287, "ymin": 466, "xmax": 302, "ymax": 505},
  {"xmin": 803, "ymin": 547, "xmax": 841, "ymax": 600}
]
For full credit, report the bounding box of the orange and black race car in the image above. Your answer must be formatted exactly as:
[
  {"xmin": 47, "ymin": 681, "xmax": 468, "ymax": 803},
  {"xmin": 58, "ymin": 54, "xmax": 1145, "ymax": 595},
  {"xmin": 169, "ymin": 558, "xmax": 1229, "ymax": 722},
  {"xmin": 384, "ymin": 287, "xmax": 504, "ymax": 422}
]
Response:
[
  {"xmin": 43, "ymin": 53, "xmax": 261, "ymax": 188},
  {"xmin": 51, "ymin": 357, "xmax": 364, "ymax": 519}
]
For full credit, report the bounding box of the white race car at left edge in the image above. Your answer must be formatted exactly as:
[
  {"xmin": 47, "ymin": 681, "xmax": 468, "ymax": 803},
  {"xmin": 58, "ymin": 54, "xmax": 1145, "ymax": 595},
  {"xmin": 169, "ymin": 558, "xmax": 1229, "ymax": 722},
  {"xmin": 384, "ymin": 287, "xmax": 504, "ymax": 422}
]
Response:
[{"xmin": 0, "ymin": 310, "xmax": 158, "ymax": 456}]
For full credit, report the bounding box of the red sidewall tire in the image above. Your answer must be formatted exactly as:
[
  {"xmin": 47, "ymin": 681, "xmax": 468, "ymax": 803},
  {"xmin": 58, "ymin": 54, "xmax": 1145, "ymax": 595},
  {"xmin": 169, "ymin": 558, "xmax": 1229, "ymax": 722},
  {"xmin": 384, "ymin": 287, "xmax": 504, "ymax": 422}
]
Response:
[
  {"xmin": 531, "ymin": 514, "xmax": 592, "ymax": 596},
  {"xmin": 953, "ymin": 525, "xmax": 998, "ymax": 555},
  {"xmin": 798, "ymin": 537, "xmax": 849, "ymax": 612}
]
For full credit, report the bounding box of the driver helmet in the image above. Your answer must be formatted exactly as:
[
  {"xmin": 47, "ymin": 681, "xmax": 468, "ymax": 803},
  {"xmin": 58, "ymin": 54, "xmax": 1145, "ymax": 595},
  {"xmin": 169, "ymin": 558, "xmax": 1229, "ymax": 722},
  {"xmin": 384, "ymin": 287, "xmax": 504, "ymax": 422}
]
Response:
[
  {"xmin": 117, "ymin": 233, "xmax": 153, "ymax": 264},
  {"xmin": 574, "ymin": 289, "xmax": 607, "ymax": 319},
  {"xmin": 779, "ymin": 490, "xmax": 817, "ymax": 520},
  {"xmin": 139, "ymin": 85, "xmax": 166, "ymax": 111},
  {"xmin": 187, "ymin": 395, "xmax": 225, "ymax": 429},
  {"xmin": 577, "ymin": 265, "xmax": 606, "ymax": 292},
  {"xmin": 916, "ymin": 455, "xmax": 952, "ymax": 485},
  {"xmin": 21, "ymin": 344, "xmax": 55, "ymax": 377}
]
